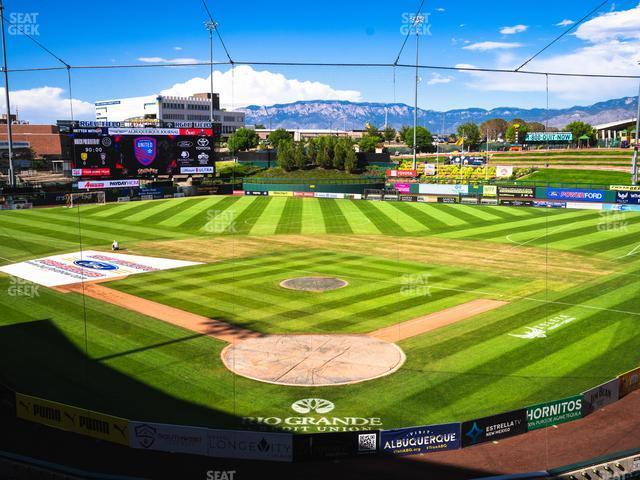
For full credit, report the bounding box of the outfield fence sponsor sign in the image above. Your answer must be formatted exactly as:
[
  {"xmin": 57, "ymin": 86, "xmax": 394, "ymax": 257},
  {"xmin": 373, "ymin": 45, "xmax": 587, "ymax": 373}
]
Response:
[
  {"xmin": 380, "ymin": 423, "xmax": 460, "ymax": 456},
  {"xmin": 294, "ymin": 431, "xmax": 378, "ymax": 460},
  {"xmin": 207, "ymin": 429, "xmax": 293, "ymax": 462},
  {"xmin": 526, "ymin": 396, "xmax": 582, "ymax": 431},
  {"xmin": 130, "ymin": 421, "xmax": 208, "ymax": 455},
  {"xmin": 0, "ymin": 251, "xmax": 201, "ymax": 287},
  {"xmin": 393, "ymin": 183, "xmax": 412, "ymax": 194},
  {"xmin": 314, "ymin": 192, "xmax": 345, "ymax": 199},
  {"xmin": 130, "ymin": 422, "xmax": 292, "ymax": 461},
  {"xmin": 565, "ymin": 202, "xmax": 604, "ymax": 211},
  {"xmin": 534, "ymin": 201, "xmax": 566, "ymax": 209},
  {"xmin": 610, "ymin": 185, "xmax": 640, "ymax": 192},
  {"xmin": 268, "ymin": 191, "xmax": 294, "ymax": 197},
  {"xmin": 418, "ymin": 184, "xmax": 468, "ymax": 195},
  {"xmin": 544, "ymin": 188, "xmax": 605, "ymax": 203},
  {"xmin": 582, "ymin": 379, "xmax": 620, "ymax": 416},
  {"xmin": 461, "ymin": 409, "xmax": 527, "ymax": 447},
  {"xmin": 500, "ymin": 200, "xmax": 533, "ymax": 207},
  {"xmin": 244, "ymin": 191, "xmax": 269, "ymax": 196},
  {"xmin": 616, "ymin": 191, "xmax": 640, "ymax": 205},
  {"xmin": 16, "ymin": 393, "xmax": 129, "ymax": 446},
  {"xmin": 618, "ymin": 367, "xmax": 640, "ymax": 398},
  {"xmin": 78, "ymin": 179, "xmax": 139, "ymax": 190},
  {"xmin": 497, "ymin": 186, "xmax": 535, "ymax": 198}
]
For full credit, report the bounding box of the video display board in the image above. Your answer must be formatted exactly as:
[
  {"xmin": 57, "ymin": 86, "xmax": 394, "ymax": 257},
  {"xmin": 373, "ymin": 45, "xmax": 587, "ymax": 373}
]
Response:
[{"xmin": 69, "ymin": 124, "xmax": 217, "ymax": 177}]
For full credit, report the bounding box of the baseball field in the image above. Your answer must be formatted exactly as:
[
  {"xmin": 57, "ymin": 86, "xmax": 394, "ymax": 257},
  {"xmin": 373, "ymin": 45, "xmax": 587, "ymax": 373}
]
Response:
[{"xmin": 1, "ymin": 195, "xmax": 639, "ymax": 432}]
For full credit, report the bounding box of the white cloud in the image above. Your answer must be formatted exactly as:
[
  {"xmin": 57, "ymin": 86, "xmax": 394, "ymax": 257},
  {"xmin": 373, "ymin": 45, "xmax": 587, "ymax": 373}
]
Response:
[
  {"xmin": 161, "ymin": 65, "xmax": 363, "ymax": 109},
  {"xmin": 500, "ymin": 24, "xmax": 528, "ymax": 35},
  {"xmin": 137, "ymin": 57, "xmax": 202, "ymax": 65},
  {"xmin": 3, "ymin": 86, "xmax": 94, "ymax": 124},
  {"xmin": 454, "ymin": 4, "xmax": 640, "ymax": 103},
  {"xmin": 427, "ymin": 73, "xmax": 454, "ymax": 85},
  {"xmin": 555, "ymin": 19, "xmax": 575, "ymax": 27},
  {"xmin": 463, "ymin": 41, "xmax": 524, "ymax": 51},
  {"xmin": 174, "ymin": 46, "xmax": 183, "ymax": 51},
  {"xmin": 435, "ymin": 7, "xmax": 445, "ymax": 12},
  {"xmin": 574, "ymin": 4, "xmax": 640, "ymax": 42}
]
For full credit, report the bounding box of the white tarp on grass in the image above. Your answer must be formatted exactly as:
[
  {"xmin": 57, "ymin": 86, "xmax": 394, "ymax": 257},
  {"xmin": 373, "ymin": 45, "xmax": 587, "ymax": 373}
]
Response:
[{"xmin": 0, "ymin": 250, "xmax": 201, "ymax": 287}]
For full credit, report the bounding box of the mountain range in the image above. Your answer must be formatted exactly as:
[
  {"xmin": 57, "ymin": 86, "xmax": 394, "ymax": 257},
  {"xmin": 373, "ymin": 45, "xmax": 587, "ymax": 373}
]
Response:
[{"xmin": 240, "ymin": 96, "xmax": 638, "ymax": 132}]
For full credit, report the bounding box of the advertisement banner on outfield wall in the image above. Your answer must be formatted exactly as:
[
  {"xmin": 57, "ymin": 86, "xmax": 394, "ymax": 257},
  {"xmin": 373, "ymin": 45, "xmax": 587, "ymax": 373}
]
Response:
[
  {"xmin": 618, "ymin": 367, "xmax": 640, "ymax": 398},
  {"xmin": 130, "ymin": 422, "xmax": 293, "ymax": 461},
  {"xmin": 77, "ymin": 179, "xmax": 140, "ymax": 190},
  {"xmin": 565, "ymin": 202, "xmax": 604, "ymax": 210},
  {"xmin": 611, "ymin": 185, "xmax": 640, "ymax": 192},
  {"xmin": 314, "ymin": 192, "xmax": 345, "ymax": 199},
  {"xmin": 483, "ymin": 185, "xmax": 498, "ymax": 197},
  {"xmin": 244, "ymin": 191, "xmax": 269, "ymax": 196},
  {"xmin": 394, "ymin": 183, "xmax": 412, "ymax": 194},
  {"xmin": 293, "ymin": 430, "xmax": 378, "ymax": 460},
  {"xmin": 461, "ymin": 409, "xmax": 527, "ymax": 447},
  {"xmin": 16, "ymin": 393, "xmax": 129, "ymax": 446},
  {"xmin": 616, "ymin": 191, "xmax": 640, "ymax": 204},
  {"xmin": 418, "ymin": 184, "xmax": 469, "ymax": 195},
  {"xmin": 545, "ymin": 188, "xmax": 606, "ymax": 203},
  {"xmin": 417, "ymin": 195, "xmax": 439, "ymax": 203},
  {"xmin": 207, "ymin": 429, "xmax": 293, "ymax": 462},
  {"xmin": 380, "ymin": 423, "xmax": 460, "ymax": 456},
  {"xmin": 500, "ymin": 200, "xmax": 533, "ymax": 207},
  {"xmin": 526, "ymin": 395, "xmax": 583, "ymax": 431},
  {"xmin": 534, "ymin": 201, "xmax": 566, "ymax": 209},
  {"xmin": 268, "ymin": 191, "xmax": 294, "ymax": 197},
  {"xmin": 130, "ymin": 421, "xmax": 208, "ymax": 455},
  {"xmin": 497, "ymin": 186, "xmax": 535, "ymax": 198},
  {"xmin": 582, "ymin": 379, "xmax": 620, "ymax": 416}
]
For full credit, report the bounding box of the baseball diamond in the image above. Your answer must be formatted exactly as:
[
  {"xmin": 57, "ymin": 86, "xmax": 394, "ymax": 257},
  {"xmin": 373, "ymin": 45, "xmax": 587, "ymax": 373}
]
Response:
[{"xmin": 0, "ymin": 195, "xmax": 639, "ymax": 433}]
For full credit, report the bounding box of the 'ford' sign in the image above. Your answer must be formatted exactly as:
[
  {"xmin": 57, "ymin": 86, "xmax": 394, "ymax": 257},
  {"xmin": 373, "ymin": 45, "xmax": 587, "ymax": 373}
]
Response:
[{"xmin": 545, "ymin": 188, "xmax": 605, "ymax": 203}]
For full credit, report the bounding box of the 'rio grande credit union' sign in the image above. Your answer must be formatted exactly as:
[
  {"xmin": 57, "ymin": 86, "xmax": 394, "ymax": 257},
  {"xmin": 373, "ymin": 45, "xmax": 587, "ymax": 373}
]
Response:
[{"xmin": 526, "ymin": 132, "xmax": 573, "ymax": 142}]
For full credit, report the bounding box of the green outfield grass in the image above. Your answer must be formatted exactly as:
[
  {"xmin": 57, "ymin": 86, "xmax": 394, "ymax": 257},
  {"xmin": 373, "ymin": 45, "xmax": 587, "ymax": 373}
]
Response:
[
  {"xmin": 0, "ymin": 196, "xmax": 639, "ymax": 431},
  {"xmin": 517, "ymin": 168, "xmax": 632, "ymax": 185}
]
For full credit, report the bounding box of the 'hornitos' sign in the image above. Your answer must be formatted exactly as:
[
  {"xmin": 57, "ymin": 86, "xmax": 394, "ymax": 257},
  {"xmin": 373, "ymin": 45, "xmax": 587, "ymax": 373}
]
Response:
[{"xmin": 526, "ymin": 132, "xmax": 573, "ymax": 142}]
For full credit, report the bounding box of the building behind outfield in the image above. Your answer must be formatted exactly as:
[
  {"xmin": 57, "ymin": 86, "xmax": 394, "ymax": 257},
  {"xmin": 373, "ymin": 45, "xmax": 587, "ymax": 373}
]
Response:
[{"xmin": 94, "ymin": 93, "xmax": 245, "ymax": 137}]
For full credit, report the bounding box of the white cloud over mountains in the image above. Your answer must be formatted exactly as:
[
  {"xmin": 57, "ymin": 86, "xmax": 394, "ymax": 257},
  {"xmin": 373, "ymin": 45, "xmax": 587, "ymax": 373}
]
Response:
[
  {"xmin": 500, "ymin": 24, "xmax": 528, "ymax": 35},
  {"xmin": 463, "ymin": 41, "xmax": 524, "ymax": 51},
  {"xmin": 160, "ymin": 65, "xmax": 363, "ymax": 109},
  {"xmin": 2, "ymin": 86, "xmax": 94, "ymax": 124}
]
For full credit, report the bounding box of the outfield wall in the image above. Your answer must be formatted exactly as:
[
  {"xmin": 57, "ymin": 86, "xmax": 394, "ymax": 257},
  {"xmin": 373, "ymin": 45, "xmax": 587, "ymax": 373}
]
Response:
[{"xmin": 7, "ymin": 363, "xmax": 640, "ymax": 463}]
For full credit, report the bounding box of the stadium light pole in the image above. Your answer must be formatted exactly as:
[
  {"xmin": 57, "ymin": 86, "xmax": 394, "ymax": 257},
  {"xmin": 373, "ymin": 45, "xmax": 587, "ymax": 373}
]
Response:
[
  {"xmin": 204, "ymin": 20, "xmax": 217, "ymax": 124},
  {"xmin": 633, "ymin": 75, "xmax": 640, "ymax": 185},
  {"xmin": 0, "ymin": 0, "xmax": 15, "ymax": 187},
  {"xmin": 412, "ymin": 15, "xmax": 424, "ymax": 171}
]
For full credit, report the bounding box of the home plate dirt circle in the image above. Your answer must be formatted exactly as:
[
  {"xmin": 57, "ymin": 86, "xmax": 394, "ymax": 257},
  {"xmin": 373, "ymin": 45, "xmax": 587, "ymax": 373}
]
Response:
[
  {"xmin": 221, "ymin": 335, "xmax": 406, "ymax": 387},
  {"xmin": 279, "ymin": 277, "xmax": 348, "ymax": 292}
]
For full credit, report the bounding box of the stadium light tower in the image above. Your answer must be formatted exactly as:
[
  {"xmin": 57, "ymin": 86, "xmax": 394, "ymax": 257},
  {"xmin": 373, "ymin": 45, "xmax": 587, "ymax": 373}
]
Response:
[
  {"xmin": 0, "ymin": 0, "xmax": 15, "ymax": 187},
  {"xmin": 633, "ymin": 72, "xmax": 640, "ymax": 185},
  {"xmin": 204, "ymin": 20, "xmax": 218, "ymax": 124},
  {"xmin": 412, "ymin": 14, "xmax": 424, "ymax": 171}
]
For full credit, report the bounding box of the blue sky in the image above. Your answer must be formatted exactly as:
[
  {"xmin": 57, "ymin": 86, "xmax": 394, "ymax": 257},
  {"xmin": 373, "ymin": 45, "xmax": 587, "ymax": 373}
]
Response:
[{"xmin": 5, "ymin": 0, "xmax": 640, "ymax": 123}]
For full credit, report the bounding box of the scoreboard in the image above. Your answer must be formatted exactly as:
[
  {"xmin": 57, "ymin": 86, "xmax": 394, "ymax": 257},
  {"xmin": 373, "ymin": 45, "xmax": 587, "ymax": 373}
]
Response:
[{"xmin": 68, "ymin": 124, "xmax": 217, "ymax": 178}]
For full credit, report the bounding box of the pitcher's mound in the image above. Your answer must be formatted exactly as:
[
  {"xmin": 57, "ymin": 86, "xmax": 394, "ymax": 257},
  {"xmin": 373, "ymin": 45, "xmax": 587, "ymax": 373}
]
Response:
[
  {"xmin": 221, "ymin": 335, "xmax": 405, "ymax": 386},
  {"xmin": 280, "ymin": 277, "xmax": 348, "ymax": 292}
]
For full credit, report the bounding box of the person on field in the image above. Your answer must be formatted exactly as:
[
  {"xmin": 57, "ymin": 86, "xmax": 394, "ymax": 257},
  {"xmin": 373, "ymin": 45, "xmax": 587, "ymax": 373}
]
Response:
[{"xmin": 112, "ymin": 240, "xmax": 120, "ymax": 251}]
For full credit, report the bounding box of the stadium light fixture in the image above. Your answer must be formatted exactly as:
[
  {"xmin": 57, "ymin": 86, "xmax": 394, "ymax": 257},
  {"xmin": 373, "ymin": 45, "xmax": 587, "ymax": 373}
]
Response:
[
  {"xmin": 412, "ymin": 15, "xmax": 425, "ymax": 171},
  {"xmin": 204, "ymin": 20, "xmax": 218, "ymax": 124}
]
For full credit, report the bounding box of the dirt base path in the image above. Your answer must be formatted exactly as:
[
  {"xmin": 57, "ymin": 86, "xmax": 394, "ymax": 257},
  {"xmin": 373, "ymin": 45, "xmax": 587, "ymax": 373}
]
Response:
[
  {"xmin": 59, "ymin": 283, "xmax": 260, "ymax": 344},
  {"xmin": 370, "ymin": 299, "xmax": 507, "ymax": 342}
]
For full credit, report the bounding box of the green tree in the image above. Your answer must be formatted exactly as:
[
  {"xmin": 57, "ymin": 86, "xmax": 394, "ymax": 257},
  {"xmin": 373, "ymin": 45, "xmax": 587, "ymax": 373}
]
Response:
[
  {"xmin": 457, "ymin": 123, "xmax": 481, "ymax": 149},
  {"xmin": 293, "ymin": 141, "xmax": 307, "ymax": 169},
  {"xmin": 333, "ymin": 141, "xmax": 346, "ymax": 170},
  {"xmin": 565, "ymin": 121, "xmax": 597, "ymax": 146},
  {"xmin": 399, "ymin": 126, "xmax": 411, "ymax": 143},
  {"xmin": 383, "ymin": 126, "xmax": 396, "ymax": 143},
  {"xmin": 527, "ymin": 122, "xmax": 547, "ymax": 132},
  {"xmin": 227, "ymin": 127, "xmax": 259, "ymax": 152},
  {"xmin": 480, "ymin": 118, "xmax": 508, "ymax": 142},
  {"xmin": 277, "ymin": 140, "xmax": 295, "ymax": 171},
  {"xmin": 306, "ymin": 138, "xmax": 319, "ymax": 165},
  {"xmin": 365, "ymin": 123, "xmax": 379, "ymax": 137},
  {"xmin": 403, "ymin": 127, "xmax": 435, "ymax": 153},
  {"xmin": 358, "ymin": 134, "xmax": 381, "ymax": 153},
  {"xmin": 345, "ymin": 145, "xmax": 358, "ymax": 173},
  {"xmin": 505, "ymin": 123, "xmax": 529, "ymax": 144},
  {"xmin": 268, "ymin": 128, "xmax": 292, "ymax": 148}
]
